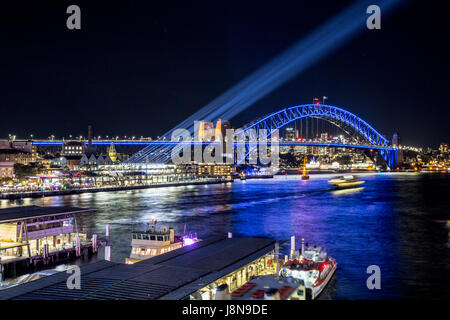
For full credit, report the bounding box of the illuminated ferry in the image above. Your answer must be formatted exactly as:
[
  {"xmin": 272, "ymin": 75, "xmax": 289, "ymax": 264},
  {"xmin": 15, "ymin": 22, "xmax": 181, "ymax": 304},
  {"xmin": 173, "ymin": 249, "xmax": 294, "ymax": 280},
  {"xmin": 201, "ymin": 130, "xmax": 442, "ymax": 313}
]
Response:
[
  {"xmin": 125, "ymin": 218, "xmax": 198, "ymax": 264},
  {"xmin": 328, "ymin": 175, "xmax": 364, "ymax": 189},
  {"xmin": 279, "ymin": 242, "xmax": 337, "ymax": 300}
]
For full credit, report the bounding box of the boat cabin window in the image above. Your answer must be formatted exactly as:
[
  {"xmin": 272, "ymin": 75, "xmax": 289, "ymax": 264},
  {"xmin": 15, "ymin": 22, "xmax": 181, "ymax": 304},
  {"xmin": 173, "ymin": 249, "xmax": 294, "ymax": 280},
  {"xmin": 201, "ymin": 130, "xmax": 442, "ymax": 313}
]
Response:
[
  {"xmin": 142, "ymin": 234, "xmax": 149, "ymax": 240},
  {"xmin": 132, "ymin": 233, "xmax": 137, "ymax": 239},
  {"xmin": 157, "ymin": 236, "xmax": 164, "ymax": 241},
  {"xmin": 150, "ymin": 235, "xmax": 156, "ymax": 240}
]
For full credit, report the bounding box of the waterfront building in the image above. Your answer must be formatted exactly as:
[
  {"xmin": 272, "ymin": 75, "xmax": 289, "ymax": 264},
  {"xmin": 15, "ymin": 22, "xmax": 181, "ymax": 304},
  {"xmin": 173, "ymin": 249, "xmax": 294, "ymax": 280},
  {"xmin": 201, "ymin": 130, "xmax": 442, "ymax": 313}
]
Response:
[
  {"xmin": 306, "ymin": 145, "xmax": 319, "ymax": 156},
  {"xmin": 196, "ymin": 163, "xmax": 235, "ymax": 178},
  {"xmin": 11, "ymin": 141, "xmax": 38, "ymax": 162},
  {"xmin": 0, "ymin": 149, "xmax": 33, "ymax": 165},
  {"xmin": 294, "ymin": 146, "xmax": 307, "ymax": 154},
  {"xmin": 0, "ymin": 162, "xmax": 15, "ymax": 179},
  {"xmin": 79, "ymin": 153, "xmax": 113, "ymax": 167},
  {"xmin": 46, "ymin": 155, "xmax": 84, "ymax": 170},
  {"xmin": 49, "ymin": 156, "xmax": 68, "ymax": 168},
  {"xmin": 61, "ymin": 141, "xmax": 85, "ymax": 156}
]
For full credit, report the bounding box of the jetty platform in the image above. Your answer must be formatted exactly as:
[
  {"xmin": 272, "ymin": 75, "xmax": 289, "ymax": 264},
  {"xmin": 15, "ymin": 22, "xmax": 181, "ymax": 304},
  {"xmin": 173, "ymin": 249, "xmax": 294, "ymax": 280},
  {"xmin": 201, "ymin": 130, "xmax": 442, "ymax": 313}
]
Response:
[{"xmin": 0, "ymin": 237, "xmax": 276, "ymax": 300}]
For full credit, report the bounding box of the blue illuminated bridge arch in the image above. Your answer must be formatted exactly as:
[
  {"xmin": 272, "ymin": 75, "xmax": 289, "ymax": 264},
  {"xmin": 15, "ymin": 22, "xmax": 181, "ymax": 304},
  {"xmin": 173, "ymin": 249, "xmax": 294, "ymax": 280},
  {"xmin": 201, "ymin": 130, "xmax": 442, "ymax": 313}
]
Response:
[
  {"xmin": 234, "ymin": 104, "xmax": 396, "ymax": 167},
  {"xmin": 235, "ymin": 104, "xmax": 389, "ymax": 146}
]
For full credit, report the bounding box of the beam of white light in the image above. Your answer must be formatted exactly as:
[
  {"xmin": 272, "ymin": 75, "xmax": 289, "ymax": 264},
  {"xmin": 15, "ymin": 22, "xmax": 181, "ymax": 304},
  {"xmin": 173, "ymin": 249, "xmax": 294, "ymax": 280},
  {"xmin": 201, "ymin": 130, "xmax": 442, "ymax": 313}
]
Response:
[{"xmin": 128, "ymin": 0, "xmax": 401, "ymax": 163}]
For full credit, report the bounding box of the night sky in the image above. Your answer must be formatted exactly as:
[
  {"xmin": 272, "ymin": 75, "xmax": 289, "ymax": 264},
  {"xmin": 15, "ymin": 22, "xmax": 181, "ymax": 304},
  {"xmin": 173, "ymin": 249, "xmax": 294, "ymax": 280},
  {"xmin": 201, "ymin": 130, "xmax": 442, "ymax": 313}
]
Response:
[{"xmin": 1, "ymin": 0, "xmax": 449, "ymax": 147}]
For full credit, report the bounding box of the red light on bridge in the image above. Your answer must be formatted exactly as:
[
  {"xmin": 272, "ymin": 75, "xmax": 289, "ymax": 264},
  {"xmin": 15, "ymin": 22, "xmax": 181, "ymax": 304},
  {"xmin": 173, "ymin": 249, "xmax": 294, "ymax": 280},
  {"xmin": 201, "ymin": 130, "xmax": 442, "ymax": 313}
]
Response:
[{"xmin": 329, "ymin": 135, "xmax": 333, "ymax": 139}]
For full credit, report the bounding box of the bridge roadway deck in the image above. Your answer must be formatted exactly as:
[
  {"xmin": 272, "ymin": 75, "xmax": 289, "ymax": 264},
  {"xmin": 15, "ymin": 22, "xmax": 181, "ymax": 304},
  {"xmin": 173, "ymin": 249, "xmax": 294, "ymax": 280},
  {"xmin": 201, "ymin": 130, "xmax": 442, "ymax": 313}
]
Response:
[
  {"xmin": 0, "ymin": 237, "xmax": 275, "ymax": 300},
  {"xmin": 31, "ymin": 140, "xmax": 395, "ymax": 150}
]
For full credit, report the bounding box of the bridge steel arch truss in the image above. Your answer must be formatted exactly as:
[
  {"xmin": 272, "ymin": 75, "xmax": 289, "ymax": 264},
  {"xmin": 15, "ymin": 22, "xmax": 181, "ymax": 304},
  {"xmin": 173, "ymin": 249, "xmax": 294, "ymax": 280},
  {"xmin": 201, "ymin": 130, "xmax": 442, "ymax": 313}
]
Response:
[
  {"xmin": 235, "ymin": 104, "xmax": 397, "ymax": 168},
  {"xmin": 236, "ymin": 104, "xmax": 389, "ymax": 146}
]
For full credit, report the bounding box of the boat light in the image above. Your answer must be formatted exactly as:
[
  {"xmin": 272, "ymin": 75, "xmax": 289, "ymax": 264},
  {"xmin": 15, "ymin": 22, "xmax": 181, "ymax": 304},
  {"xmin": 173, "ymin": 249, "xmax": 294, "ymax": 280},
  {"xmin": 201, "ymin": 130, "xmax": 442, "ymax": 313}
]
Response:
[{"xmin": 183, "ymin": 237, "xmax": 195, "ymax": 246}]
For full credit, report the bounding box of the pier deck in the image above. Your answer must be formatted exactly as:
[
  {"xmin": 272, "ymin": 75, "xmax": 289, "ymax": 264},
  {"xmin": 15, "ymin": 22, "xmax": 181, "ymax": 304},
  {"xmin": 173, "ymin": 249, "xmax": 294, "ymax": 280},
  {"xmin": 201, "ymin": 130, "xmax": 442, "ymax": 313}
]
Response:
[
  {"xmin": 0, "ymin": 237, "xmax": 275, "ymax": 300},
  {"xmin": 0, "ymin": 206, "xmax": 98, "ymax": 279}
]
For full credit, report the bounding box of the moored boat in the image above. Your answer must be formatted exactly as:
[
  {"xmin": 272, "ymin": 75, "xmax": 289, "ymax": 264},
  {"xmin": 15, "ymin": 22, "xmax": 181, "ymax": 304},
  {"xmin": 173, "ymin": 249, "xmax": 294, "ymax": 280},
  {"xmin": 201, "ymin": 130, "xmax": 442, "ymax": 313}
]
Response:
[
  {"xmin": 279, "ymin": 242, "xmax": 337, "ymax": 300},
  {"xmin": 125, "ymin": 218, "xmax": 198, "ymax": 264}
]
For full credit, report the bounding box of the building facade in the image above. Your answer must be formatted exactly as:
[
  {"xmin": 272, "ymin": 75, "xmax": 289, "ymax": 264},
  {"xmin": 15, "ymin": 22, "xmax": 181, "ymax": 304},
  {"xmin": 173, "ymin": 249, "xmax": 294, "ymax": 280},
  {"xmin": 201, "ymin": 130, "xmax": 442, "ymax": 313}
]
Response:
[{"xmin": 0, "ymin": 162, "xmax": 15, "ymax": 179}]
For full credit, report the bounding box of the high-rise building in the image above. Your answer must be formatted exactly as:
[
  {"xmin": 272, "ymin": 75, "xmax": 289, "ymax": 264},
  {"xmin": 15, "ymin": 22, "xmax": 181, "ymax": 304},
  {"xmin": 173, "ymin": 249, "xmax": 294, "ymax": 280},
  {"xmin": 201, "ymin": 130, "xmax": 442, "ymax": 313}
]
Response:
[
  {"xmin": 196, "ymin": 119, "xmax": 230, "ymax": 142},
  {"xmin": 392, "ymin": 132, "xmax": 404, "ymax": 166},
  {"xmin": 196, "ymin": 121, "xmax": 215, "ymax": 141},
  {"xmin": 284, "ymin": 127, "xmax": 298, "ymax": 141},
  {"xmin": 392, "ymin": 132, "xmax": 401, "ymax": 148}
]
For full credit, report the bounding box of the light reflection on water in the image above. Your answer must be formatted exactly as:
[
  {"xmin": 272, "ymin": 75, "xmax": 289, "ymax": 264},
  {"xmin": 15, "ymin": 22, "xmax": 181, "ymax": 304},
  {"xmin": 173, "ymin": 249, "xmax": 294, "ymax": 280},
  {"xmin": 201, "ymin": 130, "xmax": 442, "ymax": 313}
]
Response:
[{"xmin": 1, "ymin": 173, "xmax": 449, "ymax": 299}]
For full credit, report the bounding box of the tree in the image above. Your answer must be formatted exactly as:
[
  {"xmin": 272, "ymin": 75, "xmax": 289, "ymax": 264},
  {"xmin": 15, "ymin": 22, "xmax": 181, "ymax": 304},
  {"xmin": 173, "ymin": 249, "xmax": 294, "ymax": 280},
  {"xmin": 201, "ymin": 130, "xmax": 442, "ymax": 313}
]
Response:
[
  {"xmin": 13, "ymin": 163, "xmax": 36, "ymax": 180},
  {"xmin": 335, "ymin": 155, "xmax": 352, "ymax": 166}
]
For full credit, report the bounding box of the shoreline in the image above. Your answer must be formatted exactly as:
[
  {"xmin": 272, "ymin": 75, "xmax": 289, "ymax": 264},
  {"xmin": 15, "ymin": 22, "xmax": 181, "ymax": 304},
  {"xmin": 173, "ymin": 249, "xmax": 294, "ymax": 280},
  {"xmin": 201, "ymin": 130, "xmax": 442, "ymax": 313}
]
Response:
[{"xmin": 0, "ymin": 179, "xmax": 233, "ymax": 200}]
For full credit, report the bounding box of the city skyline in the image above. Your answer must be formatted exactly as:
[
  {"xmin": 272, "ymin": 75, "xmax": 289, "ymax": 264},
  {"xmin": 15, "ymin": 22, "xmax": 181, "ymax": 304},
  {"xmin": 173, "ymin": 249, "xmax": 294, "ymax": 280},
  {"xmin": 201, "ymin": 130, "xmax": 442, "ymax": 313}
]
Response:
[{"xmin": 1, "ymin": 1, "xmax": 449, "ymax": 147}]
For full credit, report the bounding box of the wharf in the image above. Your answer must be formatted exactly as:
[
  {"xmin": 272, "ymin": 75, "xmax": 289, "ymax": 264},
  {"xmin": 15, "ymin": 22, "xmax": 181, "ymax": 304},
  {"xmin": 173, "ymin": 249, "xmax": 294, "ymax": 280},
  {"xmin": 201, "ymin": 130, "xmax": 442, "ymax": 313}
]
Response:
[
  {"xmin": 0, "ymin": 237, "xmax": 275, "ymax": 300},
  {"xmin": 0, "ymin": 206, "xmax": 99, "ymax": 280}
]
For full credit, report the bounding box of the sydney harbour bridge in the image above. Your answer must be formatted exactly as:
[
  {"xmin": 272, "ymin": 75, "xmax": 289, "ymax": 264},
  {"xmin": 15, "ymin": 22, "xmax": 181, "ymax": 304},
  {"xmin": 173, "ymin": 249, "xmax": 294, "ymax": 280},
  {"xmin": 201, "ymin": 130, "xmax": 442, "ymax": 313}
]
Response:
[
  {"xmin": 124, "ymin": 103, "xmax": 398, "ymax": 168},
  {"xmin": 31, "ymin": 103, "xmax": 399, "ymax": 169}
]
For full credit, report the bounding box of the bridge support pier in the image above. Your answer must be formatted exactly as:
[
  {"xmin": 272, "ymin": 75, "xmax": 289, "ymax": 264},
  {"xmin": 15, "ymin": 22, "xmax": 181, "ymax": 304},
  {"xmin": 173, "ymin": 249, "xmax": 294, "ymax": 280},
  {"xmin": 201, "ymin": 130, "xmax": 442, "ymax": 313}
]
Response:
[{"xmin": 380, "ymin": 149, "xmax": 398, "ymax": 170}]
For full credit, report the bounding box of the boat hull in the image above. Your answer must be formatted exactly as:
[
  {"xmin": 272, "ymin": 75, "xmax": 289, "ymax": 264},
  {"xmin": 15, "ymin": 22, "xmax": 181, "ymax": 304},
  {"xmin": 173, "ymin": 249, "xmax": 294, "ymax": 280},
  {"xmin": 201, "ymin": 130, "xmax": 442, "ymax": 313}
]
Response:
[
  {"xmin": 311, "ymin": 261, "xmax": 337, "ymax": 300},
  {"xmin": 332, "ymin": 180, "xmax": 364, "ymax": 189}
]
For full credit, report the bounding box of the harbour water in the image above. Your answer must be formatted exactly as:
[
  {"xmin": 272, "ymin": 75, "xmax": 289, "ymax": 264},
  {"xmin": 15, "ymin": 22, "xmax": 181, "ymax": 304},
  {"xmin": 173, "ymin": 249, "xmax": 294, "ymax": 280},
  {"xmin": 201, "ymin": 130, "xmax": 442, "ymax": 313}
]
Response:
[{"xmin": 1, "ymin": 172, "xmax": 449, "ymax": 299}]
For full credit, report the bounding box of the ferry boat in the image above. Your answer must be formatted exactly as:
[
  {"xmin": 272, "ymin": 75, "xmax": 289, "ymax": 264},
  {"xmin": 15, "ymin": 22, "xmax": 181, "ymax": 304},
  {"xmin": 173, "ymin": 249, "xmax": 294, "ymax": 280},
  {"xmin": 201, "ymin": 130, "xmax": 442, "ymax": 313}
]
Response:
[
  {"xmin": 125, "ymin": 219, "xmax": 198, "ymax": 264},
  {"xmin": 279, "ymin": 243, "xmax": 337, "ymax": 300},
  {"xmin": 216, "ymin": 275, "xmax": 306, "ymax": 300},
  {"xmin": 328, "ymin": 175, "xmax": 364, "ymax": 189}
]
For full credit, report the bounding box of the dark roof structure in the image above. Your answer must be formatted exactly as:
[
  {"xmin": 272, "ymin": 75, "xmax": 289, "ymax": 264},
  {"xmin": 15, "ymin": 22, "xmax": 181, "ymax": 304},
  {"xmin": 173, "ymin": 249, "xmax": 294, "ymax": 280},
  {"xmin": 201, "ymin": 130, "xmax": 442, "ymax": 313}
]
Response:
[
  {"xmin": 0, "ymin": 206, "xmax": 95, "ymax": 223},
  {"xmin": 0, "ymin": 237, "xmax": 275, "ymax": 300},
  {"xmin": 63, "ymin": 155, "xmax": 83, "ymax": 160},
  {"xmin": 0, "ymin": 149, "xmax": 30, "ymax": 154}
]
